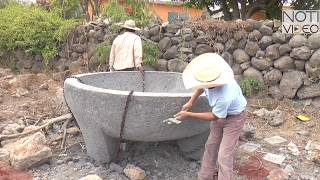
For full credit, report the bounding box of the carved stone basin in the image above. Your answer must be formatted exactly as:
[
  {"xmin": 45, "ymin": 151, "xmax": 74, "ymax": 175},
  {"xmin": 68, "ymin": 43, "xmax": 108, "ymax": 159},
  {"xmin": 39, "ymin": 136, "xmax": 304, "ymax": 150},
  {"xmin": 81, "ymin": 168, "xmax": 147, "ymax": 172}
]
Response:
[{"xmin": 64, "ymin": 71, "xmax": 210, "ymax": 162}]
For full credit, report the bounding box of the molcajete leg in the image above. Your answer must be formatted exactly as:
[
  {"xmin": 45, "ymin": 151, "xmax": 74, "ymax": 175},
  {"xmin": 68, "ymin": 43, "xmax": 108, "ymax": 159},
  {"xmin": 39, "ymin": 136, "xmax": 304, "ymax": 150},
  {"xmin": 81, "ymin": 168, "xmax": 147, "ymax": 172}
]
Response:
[
  {"xmin": 177, "ymin": 131, "xmax": 210, "ymax": 160},
  {"xmin": 82, "ymin": 127, "xmax": 118, "ymax": 163}
]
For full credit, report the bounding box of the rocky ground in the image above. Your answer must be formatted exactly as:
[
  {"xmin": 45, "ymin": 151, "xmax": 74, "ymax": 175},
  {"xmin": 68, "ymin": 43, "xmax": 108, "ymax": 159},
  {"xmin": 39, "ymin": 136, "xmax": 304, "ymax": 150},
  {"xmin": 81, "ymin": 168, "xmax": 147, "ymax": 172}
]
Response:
[{"xmin": 0, "ymin": 67, "xmax": 319, "ymax": 180}]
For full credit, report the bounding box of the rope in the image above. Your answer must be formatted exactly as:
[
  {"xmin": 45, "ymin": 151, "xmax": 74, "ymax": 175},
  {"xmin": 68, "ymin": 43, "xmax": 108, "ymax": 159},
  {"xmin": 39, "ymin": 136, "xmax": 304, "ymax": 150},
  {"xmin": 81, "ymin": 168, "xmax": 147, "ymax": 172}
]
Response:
[{"xmin": 116, "ymin": 90, "xmax": 134, "ymax": 161}]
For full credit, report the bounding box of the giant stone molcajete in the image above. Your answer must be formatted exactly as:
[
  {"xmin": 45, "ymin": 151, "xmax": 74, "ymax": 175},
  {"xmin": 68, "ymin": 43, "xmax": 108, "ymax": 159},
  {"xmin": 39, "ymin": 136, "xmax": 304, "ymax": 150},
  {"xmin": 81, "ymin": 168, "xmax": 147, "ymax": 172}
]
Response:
[{"xmin": 64, "ymin": 71, "xmax": 211, "ymax": 162}]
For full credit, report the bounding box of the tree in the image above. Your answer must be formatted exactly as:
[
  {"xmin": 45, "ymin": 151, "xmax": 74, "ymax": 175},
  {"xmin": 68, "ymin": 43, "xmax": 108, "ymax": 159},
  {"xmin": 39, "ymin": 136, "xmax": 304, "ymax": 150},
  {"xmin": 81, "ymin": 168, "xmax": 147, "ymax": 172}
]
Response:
[{"xmin": 183, "ymin": 0, "xmax": 288, "ymax": 21}]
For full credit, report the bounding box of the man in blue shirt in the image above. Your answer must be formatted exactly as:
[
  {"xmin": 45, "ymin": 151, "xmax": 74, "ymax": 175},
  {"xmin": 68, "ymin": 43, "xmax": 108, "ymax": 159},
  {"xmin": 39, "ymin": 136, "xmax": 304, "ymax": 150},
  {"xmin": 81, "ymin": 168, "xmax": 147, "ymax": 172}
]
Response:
[{"xmin": 175, "ymin": 53, "xmax": 247, "ymax": 180}]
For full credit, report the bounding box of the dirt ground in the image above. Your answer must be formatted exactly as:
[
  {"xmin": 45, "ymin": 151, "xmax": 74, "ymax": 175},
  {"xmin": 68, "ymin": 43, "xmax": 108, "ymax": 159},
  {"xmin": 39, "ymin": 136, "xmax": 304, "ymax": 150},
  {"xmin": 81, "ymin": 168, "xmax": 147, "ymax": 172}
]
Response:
[{"xmin": 0, "ymin": 67, "xmax": 320, "ymax": 180}]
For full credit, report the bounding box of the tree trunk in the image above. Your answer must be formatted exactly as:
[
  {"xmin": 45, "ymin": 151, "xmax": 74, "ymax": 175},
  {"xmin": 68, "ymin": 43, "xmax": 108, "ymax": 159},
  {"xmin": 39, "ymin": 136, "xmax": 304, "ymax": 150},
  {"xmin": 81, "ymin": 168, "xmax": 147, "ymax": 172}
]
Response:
[
  {"xmin": 221, "ymin": 0, "xmax": 232, "ymax": 21},
  {"xmin": 232, "ymin": 0, "xmax": 241, "ymax": 20},
  {"xmin": 240, "ymin": 0, "xmax": 247, "ymax": 20}
]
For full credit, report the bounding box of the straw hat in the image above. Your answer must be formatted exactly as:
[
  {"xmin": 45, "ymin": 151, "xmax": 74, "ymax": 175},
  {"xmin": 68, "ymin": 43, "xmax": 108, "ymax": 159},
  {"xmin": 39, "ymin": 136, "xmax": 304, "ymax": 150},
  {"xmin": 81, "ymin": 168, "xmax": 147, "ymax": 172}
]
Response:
[
  {"xmin": 182, "ymin": 53, "xmax": 234, "ymax": 89},
  {"xmin": 120, "ymin": 19, "xmax": 140, "ymax": 31}
]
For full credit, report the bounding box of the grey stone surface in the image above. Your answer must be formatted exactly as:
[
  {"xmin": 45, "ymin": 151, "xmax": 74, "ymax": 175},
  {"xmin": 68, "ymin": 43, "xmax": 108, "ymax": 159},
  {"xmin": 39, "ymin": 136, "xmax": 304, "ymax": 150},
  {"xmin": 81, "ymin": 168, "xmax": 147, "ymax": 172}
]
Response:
[
  {"xmin": 279, "ymin": 44, "xmax": 292, "ymax": 55},
  {"xmin": 221, "ymin": 52, "xmax": 233, "ymax": 66},
  {"xmin": 266, "ymin": 69, "xmax": 284, "ymax": 84},
  {"xmin": 243, "ymin": 67, "xmax": 263, "ymax": 82},
  {"xmin": 232, "ymin": 63, "xmax": 244, "ymax": 75},
  {"xmin": 64, "ymin": 72, "xmax": 211, "ymax": 163},
  {"xmin": 177, "ymin": 131, "xmax": 209, "ymax": 160},
  {"xmin": 274, "ymin": 56, "xmax": 295, "ymax": 71},
  {"xmin": 234, "ymin": 29, "xmax": 247, "ymax": 41},
  {"xmin": 149, "ymin": 25, "xmax": 160, "ymax": 36},
  {"xmin": 309, "ymin": 49, "xmax": 320, "ymax": 67},
  {"xmin": 163, "ymin": 46, "xmax": 178, "ymax": 60},
  {"xmin": 258, "ymin": 36, "xmax": 273, "ymax": 50},
  {"xmin": 168, "ymin": 59, "xmax": 188, "ymax": 72},
  {"xmin": 183, "ymin": 33, "xmax": 194, "ymax": 41},
  {"xmin": 233, "ymin": 49, "xmax": 250, "ymax": 63},
  {"xmin": 240, "ymin": 61, "xmax": 251, "ymax": 70},
  {"xmin": 195, "ymin": 36, "xmax": 207, "ymax": 44},
  {"xmin": 272, "ymin": 31, "xmax": 286, "ymax": 44},
  {"xmin": 171, "ymin": 37, "xmax": 181, "ymax": 45},
  {"xmin": 290, "ymin": 46, "xmax": 311, "ymax": 60},
  {"xmin": 307, "ymin": 34, "xmax": 320, "ymax": 49},
  {"xmin": 195, "ymin": 44, "xmax": 212, "ymax": 55},
  {"xmin": 256, "ymin": 50, "xmax": 265, "ymax": 58},
  {"xmin": 154, "ymin": 59, "xmax": 168, "ymax": 71},
  {"xmin": 265, "ymin": 44, "xmax": 280, "ymax": 60},
  {"xmin": 305, "ymin": 61, "xmax": 320, "ymax": 79},
  {"xmin": 294, "ymin": 60, "xmax": 305, "ymax": 71},
  {"xmin": 213, "ymin": 43, "xmax": 224, "ymax": 53},
  {"xmin": 259, "ymin": 25, "xmax": 273, "ymax": 36},
  {"xmin": 225, "ymin": 39, "xmax": 237, "ymax": 53},
  {"xmin": 289, "ymin": 35, "xmax": 307, "ymax": 48},
  {"xmin": 248, "ymin": 30, "xmax": 262, "ymax": 41},
  {"xmin": 245, "ymin": 41, "xmax": 259, "ymax": 57},
  {"xmin": 279, "ymin": 71, "xmax": 305, "ymax": 98},
  {"xmin": 158, "ymin": 37, "xmax": 172, "ymax": 52},
  {"xmin": 297, "ymin": 84, "xmax": 320, "ymax": 99},
  {"xmin": 251, "ymin": 57, "xmax": 272, "ymax": 70},
  {"xmin": 238, "ymin": 38, "xmax": 247, "ymax": 49},
  {"xmin": 268, "ymin": 86, "xmax": 283, "ymax": 100}
]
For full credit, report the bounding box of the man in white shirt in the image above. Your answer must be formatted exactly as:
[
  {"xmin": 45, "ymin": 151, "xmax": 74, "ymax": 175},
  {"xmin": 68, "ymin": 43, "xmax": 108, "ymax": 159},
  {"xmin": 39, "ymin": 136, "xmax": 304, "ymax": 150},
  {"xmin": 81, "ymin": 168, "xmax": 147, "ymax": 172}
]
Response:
[{"xmin": 109, "ymin": 20, "xmax": 144, "ymax": 72}]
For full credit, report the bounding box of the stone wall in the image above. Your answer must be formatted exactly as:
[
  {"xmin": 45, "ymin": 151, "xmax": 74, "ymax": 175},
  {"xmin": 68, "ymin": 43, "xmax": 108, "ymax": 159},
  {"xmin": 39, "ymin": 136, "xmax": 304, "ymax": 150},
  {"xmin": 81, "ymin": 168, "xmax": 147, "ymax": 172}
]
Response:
[
  {"xmin": 2, "ymin": 19, "xmax": 320, "ymax": 102},
  {"xmin": 147, "ymin": 19, "xmax": 320, "ymax": 102}
]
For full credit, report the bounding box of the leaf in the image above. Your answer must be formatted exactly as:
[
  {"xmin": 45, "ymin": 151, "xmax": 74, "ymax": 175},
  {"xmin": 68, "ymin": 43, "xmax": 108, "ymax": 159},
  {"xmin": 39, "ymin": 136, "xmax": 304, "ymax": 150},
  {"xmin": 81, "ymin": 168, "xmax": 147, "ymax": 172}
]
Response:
[{"xmin": 296, "ymin": 115, "xmax": 311, "ymax": 122}]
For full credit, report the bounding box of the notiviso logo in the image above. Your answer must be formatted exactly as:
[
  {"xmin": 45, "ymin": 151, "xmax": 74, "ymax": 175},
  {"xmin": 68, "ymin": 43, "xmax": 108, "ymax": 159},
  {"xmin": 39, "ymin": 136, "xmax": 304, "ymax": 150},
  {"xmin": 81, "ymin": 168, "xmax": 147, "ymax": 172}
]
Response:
[{"xmin": 282, "ymin": 10, "xmax": 320, "ymax": 34}]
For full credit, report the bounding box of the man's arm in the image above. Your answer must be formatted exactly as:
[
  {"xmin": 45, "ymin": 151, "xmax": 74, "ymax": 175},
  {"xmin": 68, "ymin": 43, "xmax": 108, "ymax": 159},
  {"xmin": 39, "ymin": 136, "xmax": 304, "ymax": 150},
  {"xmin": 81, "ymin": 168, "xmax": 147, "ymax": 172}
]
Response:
[
  {"xmin": 175, "ymin": 111, "xmax": 218, "ymax": 121},
  {"xmin": 133, "ymin": 37, "xmax": 143, "ymax": 68},
  {"xmin": 182, "ymin": 88, "xmax": 204, "ymax": 111},
  {"xmin": 189, "ymin": 88, "xmax": 204, "ymax": 105}
]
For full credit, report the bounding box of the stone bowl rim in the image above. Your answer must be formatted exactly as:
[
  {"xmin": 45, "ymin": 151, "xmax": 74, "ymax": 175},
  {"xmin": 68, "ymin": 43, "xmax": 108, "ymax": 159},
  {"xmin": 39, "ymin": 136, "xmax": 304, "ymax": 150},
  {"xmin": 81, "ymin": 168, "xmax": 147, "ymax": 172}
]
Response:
[{"xmin": 64, "ymin": 71, "xmax": 204, "ymax": 97}]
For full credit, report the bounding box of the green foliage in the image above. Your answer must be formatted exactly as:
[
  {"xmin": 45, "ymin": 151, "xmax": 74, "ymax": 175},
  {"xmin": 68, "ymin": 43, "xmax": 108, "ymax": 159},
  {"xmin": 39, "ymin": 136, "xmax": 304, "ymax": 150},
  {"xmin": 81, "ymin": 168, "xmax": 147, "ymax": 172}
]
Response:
[
  {"xmin": 183, "ymin": 0, "xmax": 215, "ymax": 9},
  {"xmin": 0, "ymin": 0, "xmax": 16, "ymax": 9},
  {"xmin": 102, "ymin": 0, "xmax": 154, "ymax": 28},
  {"xmin": 9, "ymin": 62, "xmax": 19, "ymax": 73},
  {"xmin": 50, "ymin": 0, "xmax": 84, "ymax": 19},
  {"xmin": 0, "ymin": 4, "xmax": 79, "ymax": 65},
  {"xmin": 240, "ymin": 77, "xmax": 264, "ymax": 97},
  {"xmin": 102, "ymin": 0, "xmax": 128, "ymax": 23},
  {"xmin": 95, "ymin": 42, "xmax": 112, "ymax": 65},
  {"xmin": 124, "ymin": 0, "xmax": 154, "ymax": 27},
  {"xmin": 143, "ymin": 41, "xmax": 159, "ymax": 66}
]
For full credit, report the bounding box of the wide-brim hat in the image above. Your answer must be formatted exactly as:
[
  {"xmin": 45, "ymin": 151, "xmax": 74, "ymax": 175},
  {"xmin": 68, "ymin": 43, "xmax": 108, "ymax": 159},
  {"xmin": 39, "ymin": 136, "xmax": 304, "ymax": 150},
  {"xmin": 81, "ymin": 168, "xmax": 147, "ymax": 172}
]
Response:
[
  {"xmin": 182, "ymin": 53, "xmax": 234, "ymax": 89},
  {"xmin": 120, "ymin": 19, "xmax": 140, "ymax": 31}
]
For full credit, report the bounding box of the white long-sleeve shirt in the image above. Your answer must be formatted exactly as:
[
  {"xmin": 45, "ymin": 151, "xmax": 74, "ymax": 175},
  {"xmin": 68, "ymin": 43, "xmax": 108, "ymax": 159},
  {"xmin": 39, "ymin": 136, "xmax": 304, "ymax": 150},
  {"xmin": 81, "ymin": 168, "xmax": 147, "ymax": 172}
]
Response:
[{"xmin": 109, "ymin": 32, "xmax": 143, "ymax": 70}]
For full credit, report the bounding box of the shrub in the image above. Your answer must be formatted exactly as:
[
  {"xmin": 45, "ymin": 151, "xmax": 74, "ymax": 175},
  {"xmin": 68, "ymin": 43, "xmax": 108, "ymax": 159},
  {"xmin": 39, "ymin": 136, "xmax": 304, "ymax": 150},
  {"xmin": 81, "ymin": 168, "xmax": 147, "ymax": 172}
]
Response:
[
  {"xmin": 102, "ymin": 0, "xmax": 128, "ymax": 23},
  {"xmin": 0, "ymin": 0, "xmax": 16, "ymax": 9},
  {"xmin": 50, "ymin": 0, "xmax": 84, "ymax": 19},
  {"xmin": 143, "ymin": 41, "xmax": 159, "ymax": 66},
  {"xmin": 240, "ymin": 77, "xmax": 264, "ymax": 97},
  {"xmin": 102, "ymin": 0, "xmax": 154, "ymax": 28},
  {"xmin": 95, "ymin": 42, "xmax": 112, "ymax": 65},
  {"xmin": 0, "ymin": 4, "xmax": 79, "ymax": 66}
]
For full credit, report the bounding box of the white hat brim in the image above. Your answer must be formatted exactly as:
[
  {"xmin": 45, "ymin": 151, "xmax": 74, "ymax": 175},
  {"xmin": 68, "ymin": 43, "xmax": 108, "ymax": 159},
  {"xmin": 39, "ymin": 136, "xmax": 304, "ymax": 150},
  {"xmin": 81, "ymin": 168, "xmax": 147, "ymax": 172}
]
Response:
[
  {"xmin": 121, "ymin": 25, "xmax": 140, "ymax": 31},
  {"xmin": 182, "ymin": 53, "xmax": 234, "ymax": 89}
]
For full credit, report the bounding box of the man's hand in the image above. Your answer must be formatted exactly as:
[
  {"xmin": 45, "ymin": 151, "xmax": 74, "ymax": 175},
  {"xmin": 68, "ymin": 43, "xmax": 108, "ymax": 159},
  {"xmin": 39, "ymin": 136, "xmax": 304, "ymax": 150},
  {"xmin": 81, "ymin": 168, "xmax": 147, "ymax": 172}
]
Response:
[
  {"xmin": 182, "ymin": 101, "xmax": 193, "ymax": 111},
  {"xmin": 174, "ymin": 111, "xmax": 191, "ymax": 121}
]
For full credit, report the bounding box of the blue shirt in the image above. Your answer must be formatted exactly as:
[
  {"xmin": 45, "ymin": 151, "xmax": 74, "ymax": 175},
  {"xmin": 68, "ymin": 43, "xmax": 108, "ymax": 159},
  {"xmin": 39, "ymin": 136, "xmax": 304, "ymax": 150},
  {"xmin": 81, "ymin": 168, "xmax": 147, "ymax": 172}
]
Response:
[{"xmin": 204, "ymin": 79, "xmax": 247, "ymax": 119}]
